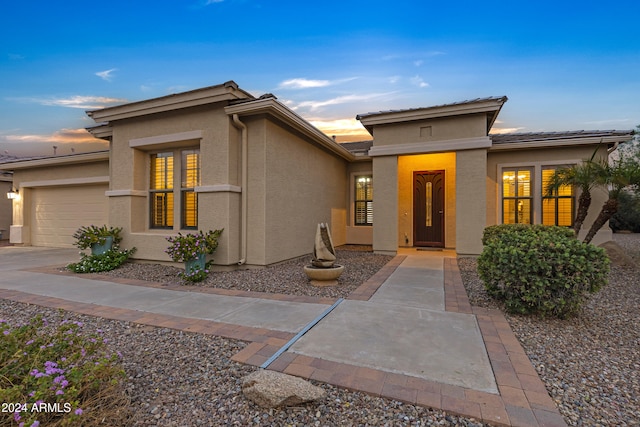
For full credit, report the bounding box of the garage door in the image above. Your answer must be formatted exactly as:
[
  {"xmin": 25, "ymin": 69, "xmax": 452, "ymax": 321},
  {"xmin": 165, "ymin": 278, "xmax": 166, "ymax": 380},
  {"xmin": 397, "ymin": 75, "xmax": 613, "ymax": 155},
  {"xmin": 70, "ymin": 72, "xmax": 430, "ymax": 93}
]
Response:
[{"xmin": 31, "ymin": 185, "xmax": 108, "ymax": 247}]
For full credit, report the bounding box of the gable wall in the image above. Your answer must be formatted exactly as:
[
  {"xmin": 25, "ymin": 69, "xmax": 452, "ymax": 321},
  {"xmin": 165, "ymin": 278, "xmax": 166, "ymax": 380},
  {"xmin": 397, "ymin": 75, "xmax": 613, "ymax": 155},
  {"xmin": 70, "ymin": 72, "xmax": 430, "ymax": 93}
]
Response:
[
  {"xmin": 371, "ymin": 114, "xmax": 487, "ymax": 146},
  {"xmin": 107, "ymin": 104, "xmax": 240, "ymax": 264}
]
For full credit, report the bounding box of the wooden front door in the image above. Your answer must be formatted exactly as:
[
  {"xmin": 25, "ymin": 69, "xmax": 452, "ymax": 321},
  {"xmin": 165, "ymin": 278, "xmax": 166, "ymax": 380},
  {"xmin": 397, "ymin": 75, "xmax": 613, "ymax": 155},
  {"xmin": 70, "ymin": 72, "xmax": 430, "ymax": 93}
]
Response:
[{"xmin": 413, "ymin": 171, "xmax": 445, "ymax": 247}]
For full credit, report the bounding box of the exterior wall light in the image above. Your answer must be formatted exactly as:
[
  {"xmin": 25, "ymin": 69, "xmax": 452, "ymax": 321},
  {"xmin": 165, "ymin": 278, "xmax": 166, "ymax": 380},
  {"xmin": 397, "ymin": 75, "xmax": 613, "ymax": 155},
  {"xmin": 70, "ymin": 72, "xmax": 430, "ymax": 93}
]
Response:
[{"xmin": 7, "ymin": 189, "xmax": 19, "ymax": 200}]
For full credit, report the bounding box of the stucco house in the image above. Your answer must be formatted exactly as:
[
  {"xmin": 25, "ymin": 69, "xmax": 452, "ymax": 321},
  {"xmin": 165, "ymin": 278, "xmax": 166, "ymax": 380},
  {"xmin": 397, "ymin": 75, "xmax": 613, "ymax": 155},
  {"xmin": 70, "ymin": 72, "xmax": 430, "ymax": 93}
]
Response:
[{"xmin": 3, "ymin": 81, "xmax": 633, "ymax": 266}]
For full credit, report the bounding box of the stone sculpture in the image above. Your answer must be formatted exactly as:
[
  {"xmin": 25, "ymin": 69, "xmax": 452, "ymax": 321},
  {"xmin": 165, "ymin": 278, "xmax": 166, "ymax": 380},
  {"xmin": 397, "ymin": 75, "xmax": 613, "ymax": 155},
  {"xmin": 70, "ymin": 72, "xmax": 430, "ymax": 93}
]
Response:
[
  {"xmin": 312, "ymin": 223, "xmax": 337, "ymax": 267},
  {"xmin": 304, "ymin": 223, "xmax": 344, "ymax": 286}
]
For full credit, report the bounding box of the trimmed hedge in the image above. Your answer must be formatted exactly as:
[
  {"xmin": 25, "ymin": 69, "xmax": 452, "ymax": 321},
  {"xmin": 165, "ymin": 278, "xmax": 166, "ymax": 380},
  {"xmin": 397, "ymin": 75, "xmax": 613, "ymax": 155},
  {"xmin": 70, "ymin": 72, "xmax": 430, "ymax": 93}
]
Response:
[{"xmin": 478, "ymin": 224, "xmax": 610, "ymax": 318}]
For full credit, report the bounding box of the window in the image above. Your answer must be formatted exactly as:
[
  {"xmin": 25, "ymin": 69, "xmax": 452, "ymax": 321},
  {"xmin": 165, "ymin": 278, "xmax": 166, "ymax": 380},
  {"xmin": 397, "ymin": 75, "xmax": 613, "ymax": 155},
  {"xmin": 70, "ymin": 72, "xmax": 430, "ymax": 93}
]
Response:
[
  {"xmin": 502, "ymin": 168, "xmax": 532, "ymax": 224},
  {"xmin": 150, "ymin": 149, "xmax": 200, "ymax": 229},
  {"xmin": 150, "ymin": 152, "xmax": 174, "ymax": 228},
  {"xmin": 542, "ymin": 168, "xmax": 574, "ymax": 227},
  {"xmin": 355, "ymin": 175, "xmax": 373, "ymax": 226},
  {"xmin": 181, "ymin": 149, "xmax": 200, "ymax": 229}
]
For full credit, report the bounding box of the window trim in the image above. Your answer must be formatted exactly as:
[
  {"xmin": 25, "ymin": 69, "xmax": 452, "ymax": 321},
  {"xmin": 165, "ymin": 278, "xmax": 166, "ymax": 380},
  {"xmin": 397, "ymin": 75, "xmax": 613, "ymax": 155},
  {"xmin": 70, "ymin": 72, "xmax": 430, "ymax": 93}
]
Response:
[
  {"xmin": 149, "ymin": 152, "xmax": 174, "ymax": 229},
  {"xmin": 501, "ymin": 167, "xmax": 534, "ymax": 224},
  {"xmin": 149, "ymin": 147, "xmax": 200, "ymax": 231},
  {"xmin": 352, "ymin": 173, "xmax": 373, "ymax": 227},
  {"xmin": 496, "ymin": 160, "xmax": 580, "ymax": 226},
  {"xmin": 180, "ymin": 149, "xmax": 200, "ymax": 229},
  {"xmin": 541, "ymin": 166, "xmax": 575, "ymax": 227}
]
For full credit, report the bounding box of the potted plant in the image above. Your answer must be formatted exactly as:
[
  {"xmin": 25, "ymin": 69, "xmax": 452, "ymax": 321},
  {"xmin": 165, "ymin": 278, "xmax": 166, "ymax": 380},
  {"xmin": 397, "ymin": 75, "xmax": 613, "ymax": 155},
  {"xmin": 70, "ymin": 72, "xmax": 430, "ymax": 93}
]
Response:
[
  {"xmin": 165, "ymin": 229, "xmax": 223, "ymax": 279},
  {"xmin": 72, "ymin": 225, "xmax": 123, "ymax": 255}
]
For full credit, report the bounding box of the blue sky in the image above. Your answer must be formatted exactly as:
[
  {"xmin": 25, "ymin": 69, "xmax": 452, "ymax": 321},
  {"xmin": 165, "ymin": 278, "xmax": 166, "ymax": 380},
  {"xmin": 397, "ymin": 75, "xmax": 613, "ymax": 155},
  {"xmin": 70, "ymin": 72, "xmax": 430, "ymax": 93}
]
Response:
[{"xmin": 1, "ymin": 0, "xmax": 639, "ymax": 156}]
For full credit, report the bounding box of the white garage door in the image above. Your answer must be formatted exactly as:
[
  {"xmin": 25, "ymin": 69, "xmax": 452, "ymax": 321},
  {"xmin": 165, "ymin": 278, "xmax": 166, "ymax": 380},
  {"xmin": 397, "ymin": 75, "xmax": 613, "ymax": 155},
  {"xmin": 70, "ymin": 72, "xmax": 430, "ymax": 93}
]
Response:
[{"xmin": 31, "ymin": 185, "xmax": 108, "ymax": 247}]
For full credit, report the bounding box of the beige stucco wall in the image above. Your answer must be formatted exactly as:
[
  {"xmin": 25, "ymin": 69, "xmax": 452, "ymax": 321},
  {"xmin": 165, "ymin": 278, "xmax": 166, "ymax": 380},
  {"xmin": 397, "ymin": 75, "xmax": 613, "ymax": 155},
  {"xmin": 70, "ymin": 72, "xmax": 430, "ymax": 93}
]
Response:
[
  {"xmin": 9, "ymin": 160, "xmax": 109, "ymax": 245},
  {"xmin": 371, "ymin": 114, "xmax": 487, "ymax": 146},
  {"xmin": 261, "ymin": 118, "xmax": 349, "ymax": 265},
  {"xmin": 107, "ymin": 104, "xmax": 238, "ymax": 264},
  {"xmin": 0, "ymin": 179, "xmax": 12, "ymax": 239},
  {"xmin": 372, "ymin": 156, "xmax": 398, "ymax": 255},
  {"xmin": 456, "ymin": 149, "xmax": 488, "ymax": 255},
  {"xmin": 486, "ymin": 145, "xmax": 613, "ymax": 245},
  {"xmin": 398, "ymin": 153, "xmax": 457, "ymax": 248}
]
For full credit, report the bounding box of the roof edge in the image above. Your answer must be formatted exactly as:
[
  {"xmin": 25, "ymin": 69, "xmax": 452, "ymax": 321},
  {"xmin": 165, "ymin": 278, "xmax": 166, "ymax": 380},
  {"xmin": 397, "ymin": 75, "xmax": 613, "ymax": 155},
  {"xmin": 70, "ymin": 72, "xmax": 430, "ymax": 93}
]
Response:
[
  {"xmin": 356, "ymin": 96, "xmax": 508, "ymax": 133},
  {"xmin": 87, "ymin": 81, "xmax": 254, "ymax": 123},
  {"xmin": 0, "ymin": 150, "xmax": 109, "ymax": 170},
  {"xmin": 225, "ymin": 98, "xmax": 356, "ymax": 162}
]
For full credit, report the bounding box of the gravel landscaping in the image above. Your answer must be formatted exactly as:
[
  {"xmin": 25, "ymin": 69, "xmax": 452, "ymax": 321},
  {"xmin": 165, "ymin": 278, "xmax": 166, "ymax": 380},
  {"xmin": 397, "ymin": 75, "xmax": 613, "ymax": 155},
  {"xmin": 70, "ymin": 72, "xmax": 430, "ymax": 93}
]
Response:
[
  {"xmin": 3, "ymin": 237, "xmax": 638, "ymax": 425},
  {"xmin": 0, "ymin": 309, "xmax": 488, "ymax": 427},
  {"xmin": 459, "ymin": 233, "xmax": 640, "ymax": 426},
  {"xmin": 1, "ymin": 246, "xmax": 489, "ymax": 426},
  {"xmin": 100, "ymin": 245, "xmax": 393, "ymax": 299}
]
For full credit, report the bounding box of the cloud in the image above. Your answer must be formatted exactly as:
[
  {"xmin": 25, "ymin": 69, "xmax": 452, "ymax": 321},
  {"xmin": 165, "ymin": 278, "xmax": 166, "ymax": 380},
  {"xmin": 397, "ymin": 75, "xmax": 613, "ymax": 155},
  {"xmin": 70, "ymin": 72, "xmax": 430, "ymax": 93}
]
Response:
[
  {"xmin": 410, "ymin": 75, "xmax": 429, "ymax": 88},
  {"xmin": 414, "ymin": 60, "xmax": 424, "ymax": 67},
  {"xmin": 95, "ymin": 68, "xmax": 117, "ymax": 81},
  {"xmin": 388, "ymin": 76, "xmax": 401, "ymax": 84},
  {"xmin": 278, "ymin": 78, "xmax": 332, "ymax": 89},
  {"xmin": 3, "ymin": 128, "xmax": 106, "ymax": 144},
  {"xmin": 308, "ymin": 118, "xmax": 369, "ymax": 140},
  {"xmin": 293, "ymin": 93, "xmax": 392, "ymax": 111},
  {"xmin": 490, "ymin": 127, "xmax": 526, "ymax": 134},
  {"xmin": 278, "ymin": 77, "xmax": 357, "ymax": 90},
  {"xmin": 204, "ymin": 0, "xmax": 224, "ymax": 3},
  {"xmin": 9, "ymin": 95, "xmax": 127, "ymax": 109},
  {"xmin": 582, "ymin": 118, "xmax": 633, "ymax": 127}
]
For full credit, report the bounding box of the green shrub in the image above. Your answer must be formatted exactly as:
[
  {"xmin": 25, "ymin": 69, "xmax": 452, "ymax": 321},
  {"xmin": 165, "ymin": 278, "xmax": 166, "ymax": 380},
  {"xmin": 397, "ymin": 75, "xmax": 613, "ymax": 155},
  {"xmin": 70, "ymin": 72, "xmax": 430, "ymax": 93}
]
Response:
[
  {"xmin": 72, "ymin": 225, "xmax": 123, "ymax": 250},
  {"xmin": 481, "ymin": 224, "xmax": 576, "ymax": 245},
  {"xmin": 67, "ymin": 248, "xmax": 136, "ymax": 274},
  {"xmin": 1, "ymin": 315, "xmax": 131, "ymax": 426},
  {"xmin": 610, "ymin": 191, "xmax": 640, "ymax": 232},
  {"xmin": 478, "ymin": 224, "xmax": 610, "ymax": 318}
]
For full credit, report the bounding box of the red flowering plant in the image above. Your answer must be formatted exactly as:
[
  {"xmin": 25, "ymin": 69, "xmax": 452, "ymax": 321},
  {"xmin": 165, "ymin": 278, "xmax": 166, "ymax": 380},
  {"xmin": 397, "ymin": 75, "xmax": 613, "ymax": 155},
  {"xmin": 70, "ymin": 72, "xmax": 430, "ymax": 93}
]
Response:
[{"xmin": 165, "ymin": 229, "xmax": 223, "ymax": 263}]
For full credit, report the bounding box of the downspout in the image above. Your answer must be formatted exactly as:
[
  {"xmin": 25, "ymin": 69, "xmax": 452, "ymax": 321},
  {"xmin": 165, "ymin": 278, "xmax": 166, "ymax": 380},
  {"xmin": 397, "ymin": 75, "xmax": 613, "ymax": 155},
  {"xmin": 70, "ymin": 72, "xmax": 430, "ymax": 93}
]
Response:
[
  {"xmin": 607, "ymin": 141, "xmax": 620, "ymax": 154},
  {"xmin": 231, "ymin": 114, "xmax": 248, "ymax": 265}
]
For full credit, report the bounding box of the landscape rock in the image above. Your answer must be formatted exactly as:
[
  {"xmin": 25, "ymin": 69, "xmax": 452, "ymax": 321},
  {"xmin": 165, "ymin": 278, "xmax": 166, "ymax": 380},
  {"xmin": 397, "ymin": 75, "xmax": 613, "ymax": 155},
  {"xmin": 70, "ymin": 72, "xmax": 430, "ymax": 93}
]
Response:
[{"xmin": 242, "ymin": 370, "xmax": 326, "ymax": 408}]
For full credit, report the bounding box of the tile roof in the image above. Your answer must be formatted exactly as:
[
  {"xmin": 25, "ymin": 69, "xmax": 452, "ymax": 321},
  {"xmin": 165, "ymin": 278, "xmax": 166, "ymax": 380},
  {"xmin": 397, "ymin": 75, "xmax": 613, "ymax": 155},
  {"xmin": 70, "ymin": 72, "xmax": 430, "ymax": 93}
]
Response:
[
  {"xmin": 0, "ymin": 154, "xmax": 19, "ymax": 164},
  {"xmin": 490, "ymin": 130, "xmax": 633, "ymax": 144},
  {"xmin": 356, "ymin": 96, "xmax": 508, "ymax": 120},
  {"xmin": 339, "ymin": 140, "xmax": 373, "ymax": 155}
]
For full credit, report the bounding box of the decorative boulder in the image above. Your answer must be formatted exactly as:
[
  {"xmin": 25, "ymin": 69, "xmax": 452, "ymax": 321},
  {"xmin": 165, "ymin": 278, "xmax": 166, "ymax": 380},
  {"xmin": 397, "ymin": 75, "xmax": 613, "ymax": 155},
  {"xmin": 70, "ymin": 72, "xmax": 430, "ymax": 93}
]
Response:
[{"xmin": 242, "ymin": 370, "xmax": 326, "ymax": 408}]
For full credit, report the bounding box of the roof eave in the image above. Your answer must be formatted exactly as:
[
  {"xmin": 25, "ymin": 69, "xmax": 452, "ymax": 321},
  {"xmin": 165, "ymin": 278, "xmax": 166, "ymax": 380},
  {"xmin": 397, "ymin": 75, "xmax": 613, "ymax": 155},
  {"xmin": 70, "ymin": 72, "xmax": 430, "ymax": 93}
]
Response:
[
  {"xmin": 86, "ymin": 124, "xmax": 113, "ymax": 140},
  {"xmin": 357, "ymin": 97, "xmax": 508, "ymax": 133},
  {"xmin": 87, "ymin": 81, "xmax": 254, "ymax": 123},
  {"xmin": 489, "ymin": 134, "xmax": 633, "ymax": 151},
  {"xmin": 0, "ymin": 151, "xmax": 109, "ymax": 170},
  {"xmin": 225, "ymin": 98, "xmax": 356, "ymax": 162}
]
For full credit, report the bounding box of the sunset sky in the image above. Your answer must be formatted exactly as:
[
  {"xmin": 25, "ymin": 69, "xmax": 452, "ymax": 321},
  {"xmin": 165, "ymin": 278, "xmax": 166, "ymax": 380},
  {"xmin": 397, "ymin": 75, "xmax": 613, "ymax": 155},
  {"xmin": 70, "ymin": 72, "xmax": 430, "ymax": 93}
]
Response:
[{"xmin": 1, "ymin": 0, "xmax": 639, "ymax": 156}]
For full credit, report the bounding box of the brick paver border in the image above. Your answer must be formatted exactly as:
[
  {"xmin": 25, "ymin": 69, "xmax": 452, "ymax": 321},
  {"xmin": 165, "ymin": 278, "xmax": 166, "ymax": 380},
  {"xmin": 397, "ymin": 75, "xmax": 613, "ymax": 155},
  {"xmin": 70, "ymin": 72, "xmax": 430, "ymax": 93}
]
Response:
[
  {"xmin": 231, "ymin": 256, "xmax": 567, "ymax": 427},
  {"xmin": 3, "ymin": 253, "xmax": 567, "ymax": 426}
]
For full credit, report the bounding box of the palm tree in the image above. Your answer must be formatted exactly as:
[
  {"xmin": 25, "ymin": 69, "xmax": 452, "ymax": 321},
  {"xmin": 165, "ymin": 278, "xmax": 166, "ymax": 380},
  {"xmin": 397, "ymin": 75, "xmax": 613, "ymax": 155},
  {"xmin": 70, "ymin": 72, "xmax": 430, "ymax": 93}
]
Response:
[
  {"xmin": 583, "ymin": 155, "xmax": 640, "ymax": 243},
  {"xmin": 544, "ymin": 155, "xmax": 607, "ymax": 236}
]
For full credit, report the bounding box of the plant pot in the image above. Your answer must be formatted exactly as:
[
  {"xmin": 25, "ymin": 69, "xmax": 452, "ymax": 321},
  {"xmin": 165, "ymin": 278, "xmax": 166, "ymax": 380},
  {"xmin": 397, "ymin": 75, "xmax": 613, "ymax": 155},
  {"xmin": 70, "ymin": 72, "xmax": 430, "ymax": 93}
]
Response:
[
  {"xmin": 91, "ymin": 236, "xmax": 114, "ymax": 256},
  {"xmin": 185, "ymin": 253, "xmax": 206, "ymax": 274}
]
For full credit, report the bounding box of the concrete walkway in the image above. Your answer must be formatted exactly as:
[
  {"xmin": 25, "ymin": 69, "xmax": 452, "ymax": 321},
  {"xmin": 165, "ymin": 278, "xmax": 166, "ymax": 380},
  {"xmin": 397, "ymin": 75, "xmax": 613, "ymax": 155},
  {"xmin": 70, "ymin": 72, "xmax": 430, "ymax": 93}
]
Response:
[
  {"xmin": 290, "ymin": 249, "xmax": 498, "ymax": 393},
  {"xmin": 0, "ymin": 246, "xmax": 327, "ymax": 333},
  {"xmin": 0, "ymin": 246, "xmax": 567, "ymax": 426}
]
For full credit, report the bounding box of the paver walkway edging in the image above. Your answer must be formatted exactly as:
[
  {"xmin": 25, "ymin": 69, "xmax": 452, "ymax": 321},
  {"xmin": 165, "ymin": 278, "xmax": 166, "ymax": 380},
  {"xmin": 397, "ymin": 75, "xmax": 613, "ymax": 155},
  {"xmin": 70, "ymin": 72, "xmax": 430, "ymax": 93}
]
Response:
[{"xmin": 232, "ymin": 257, "xmax": 567, "ymax": 427}]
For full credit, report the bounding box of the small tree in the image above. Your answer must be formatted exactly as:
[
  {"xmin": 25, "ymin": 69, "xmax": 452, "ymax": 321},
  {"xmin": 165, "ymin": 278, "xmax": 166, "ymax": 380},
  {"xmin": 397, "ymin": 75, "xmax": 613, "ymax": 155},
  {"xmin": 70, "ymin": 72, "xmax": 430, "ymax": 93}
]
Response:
[
  {"xmin": 544, "ymin": 155, "xmax": 606, "ymax": 236},
  {"xmin": 583, "ymin": 154, "xmax": 640, "ymax": 243},
  {"xmin": 546, "ymin": 132, "xmax": 640, "ymax": 243}
]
